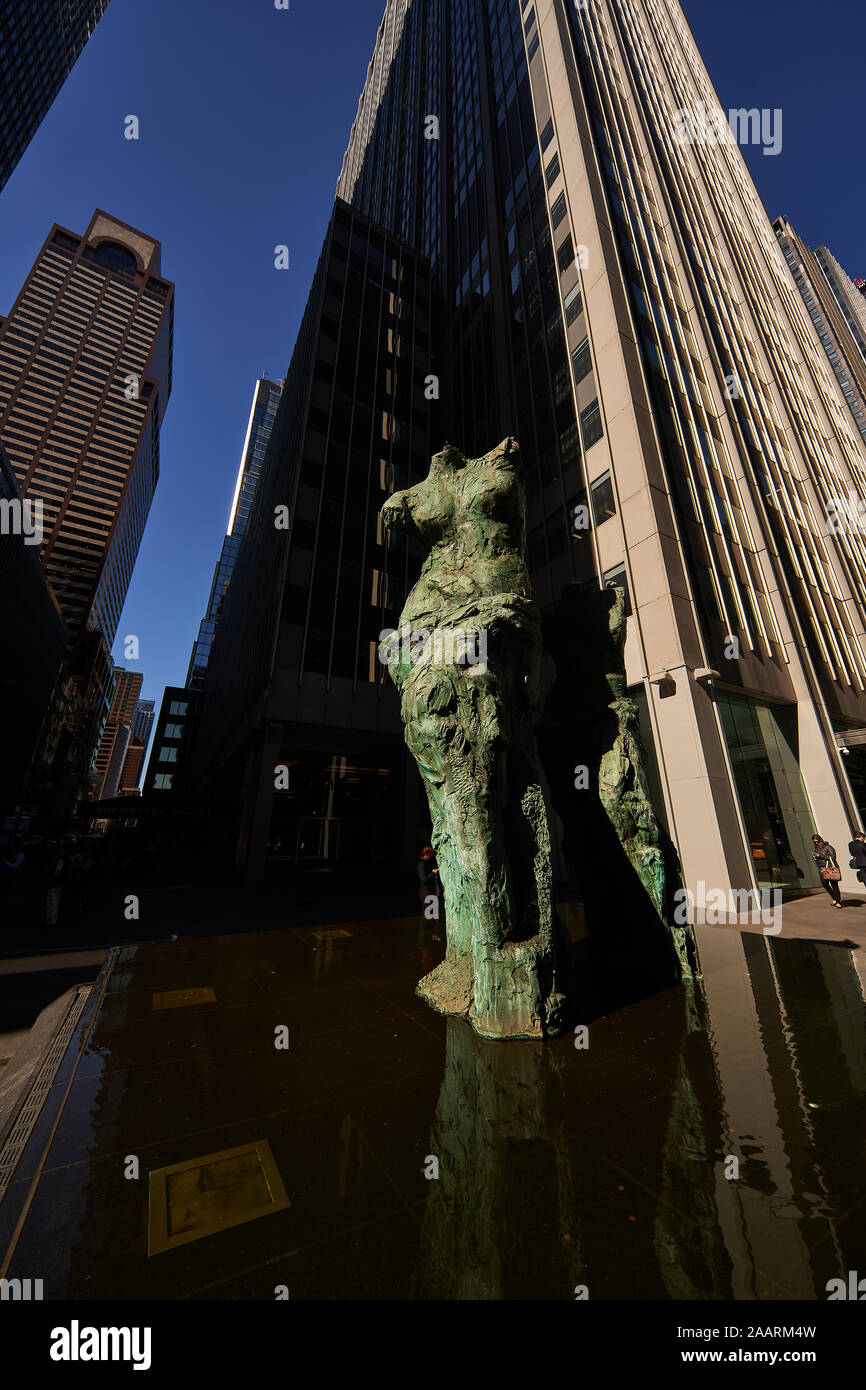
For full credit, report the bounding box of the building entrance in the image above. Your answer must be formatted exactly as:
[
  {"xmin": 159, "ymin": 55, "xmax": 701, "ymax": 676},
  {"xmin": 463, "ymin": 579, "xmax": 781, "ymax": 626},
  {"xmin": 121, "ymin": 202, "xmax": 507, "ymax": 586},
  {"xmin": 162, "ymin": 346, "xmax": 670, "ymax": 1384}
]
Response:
[{"xmin": 716, "ymin": 692, "xmax": 821, "ymax": 892}]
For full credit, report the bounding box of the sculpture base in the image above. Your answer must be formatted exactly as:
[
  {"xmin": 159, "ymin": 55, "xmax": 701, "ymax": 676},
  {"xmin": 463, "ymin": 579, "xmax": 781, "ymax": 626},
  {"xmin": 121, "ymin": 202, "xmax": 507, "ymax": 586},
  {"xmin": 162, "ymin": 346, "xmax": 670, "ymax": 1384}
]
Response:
[
  {"xmin": 416, "ymin": 956, "xmax": 569, "ymax": 1042},
  {"xmin": 416, "ymin": 956, "xmax": 472, "ymax": 1018}
]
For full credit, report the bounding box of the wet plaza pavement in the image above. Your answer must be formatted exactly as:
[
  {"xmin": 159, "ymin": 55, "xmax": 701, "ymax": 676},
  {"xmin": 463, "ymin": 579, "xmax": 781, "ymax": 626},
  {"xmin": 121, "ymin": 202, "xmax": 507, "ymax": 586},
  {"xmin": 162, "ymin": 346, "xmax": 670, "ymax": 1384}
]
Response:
[{"xmin": 0, "ymin": 906, "xmax": 864, "ymax": 1300}]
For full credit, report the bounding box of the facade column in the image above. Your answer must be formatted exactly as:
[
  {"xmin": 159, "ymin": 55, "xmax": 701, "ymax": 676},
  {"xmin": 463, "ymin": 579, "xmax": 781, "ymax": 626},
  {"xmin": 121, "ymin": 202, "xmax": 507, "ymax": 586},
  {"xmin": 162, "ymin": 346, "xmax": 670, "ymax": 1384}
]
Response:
[{"xmin": 236, "ymin": 724, "xmax": 283, "ymax": 885}]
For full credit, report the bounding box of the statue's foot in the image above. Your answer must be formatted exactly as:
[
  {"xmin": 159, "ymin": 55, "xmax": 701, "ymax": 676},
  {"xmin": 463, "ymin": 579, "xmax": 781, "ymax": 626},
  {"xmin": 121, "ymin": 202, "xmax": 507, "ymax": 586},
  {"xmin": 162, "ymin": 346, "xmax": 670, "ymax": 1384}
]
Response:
[{"xmin": 416, "ymin": 955, "xmax": 472, "ymax": 1016}]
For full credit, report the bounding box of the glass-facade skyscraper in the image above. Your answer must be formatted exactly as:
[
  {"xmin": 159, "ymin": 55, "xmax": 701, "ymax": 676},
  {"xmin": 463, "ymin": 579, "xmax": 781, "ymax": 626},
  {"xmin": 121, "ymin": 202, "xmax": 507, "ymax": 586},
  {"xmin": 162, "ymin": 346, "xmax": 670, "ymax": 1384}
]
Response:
[
  {"xmin": 0, "ymin": 0, "xmax": 112, "ymax": 192},
  {"xmin": 197, "ymin": 0, "xmax": 866, "ymax": 900},
  {"xmin": 186, "ymin": 376, "xmax": 283, "ymax": 691},
  {"xmin": 774, "ymin": 217, "xmax": 866, "ymax": 447}
]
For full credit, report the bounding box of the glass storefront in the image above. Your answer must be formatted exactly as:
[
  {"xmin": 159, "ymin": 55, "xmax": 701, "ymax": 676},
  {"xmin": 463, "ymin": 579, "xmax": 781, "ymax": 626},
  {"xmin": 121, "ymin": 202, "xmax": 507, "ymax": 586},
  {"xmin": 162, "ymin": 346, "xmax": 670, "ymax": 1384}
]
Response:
[
  {"xmin": 267, "ymin": 752, "xmax": 399, "ymax": 864},
  {"xmin": 833, "ymin": 728, "xmax": 866, "ymax": 831},
  {"xmin": 716, "ymin": 692, "xmax": 821, "ymax": 892}
]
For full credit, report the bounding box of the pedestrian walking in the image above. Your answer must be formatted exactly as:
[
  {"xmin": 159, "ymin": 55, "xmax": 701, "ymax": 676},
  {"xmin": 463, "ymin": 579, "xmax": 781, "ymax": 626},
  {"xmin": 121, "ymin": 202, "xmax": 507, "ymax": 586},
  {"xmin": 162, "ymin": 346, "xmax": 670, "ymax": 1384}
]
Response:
[
  {"xmin": 848, "ymin": 831, "xmax": 866, "ymax": 888},
  {"xmin": 812, "ymin": 834, "xmax": 843, "ymax": 908},
  {"xmin": 45, "ymin": 845, "xmax": 68, "ymax": 925}
]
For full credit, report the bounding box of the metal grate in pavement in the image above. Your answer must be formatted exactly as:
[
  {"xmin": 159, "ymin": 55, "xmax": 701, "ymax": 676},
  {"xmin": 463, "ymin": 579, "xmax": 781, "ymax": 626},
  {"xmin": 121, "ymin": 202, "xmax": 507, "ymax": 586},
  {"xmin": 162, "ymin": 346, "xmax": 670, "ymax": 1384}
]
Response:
[{"xmin": 0, "ymin": 985, "xmax": 92, "ymax": 1201}]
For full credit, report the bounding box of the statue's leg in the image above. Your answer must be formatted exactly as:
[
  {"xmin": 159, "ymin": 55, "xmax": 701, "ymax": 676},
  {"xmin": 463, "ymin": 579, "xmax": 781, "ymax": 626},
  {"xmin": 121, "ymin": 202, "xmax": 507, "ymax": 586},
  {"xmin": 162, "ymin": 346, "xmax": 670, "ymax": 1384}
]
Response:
[
  {"xmin": 468, "ymin": 751, "xmax": 568, "ymax": 1040},
  {"xmin": 407, "ymin": 705, "xmax": 516, "ymax": 1019}
]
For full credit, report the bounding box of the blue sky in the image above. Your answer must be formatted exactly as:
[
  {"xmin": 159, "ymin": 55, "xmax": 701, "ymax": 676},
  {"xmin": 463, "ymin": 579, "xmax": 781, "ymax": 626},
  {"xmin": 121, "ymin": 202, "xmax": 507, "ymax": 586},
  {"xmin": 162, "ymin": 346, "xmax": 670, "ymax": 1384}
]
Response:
[{"xmin": 1, "ymin": 0, "xmax": 863, "ymax": 731}]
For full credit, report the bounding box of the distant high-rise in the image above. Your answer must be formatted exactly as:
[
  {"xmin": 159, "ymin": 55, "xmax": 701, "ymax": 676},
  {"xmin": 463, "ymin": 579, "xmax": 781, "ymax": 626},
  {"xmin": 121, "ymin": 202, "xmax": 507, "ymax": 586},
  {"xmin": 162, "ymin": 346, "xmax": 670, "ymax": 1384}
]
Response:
[
  {"xmin": 774, "ymin": 218, "xmax": 866, "ymax": 445},
  {"xmin": 93, "ymin": 665, "xmax": 142, "ymax": 799},
  {"xmin": 117, "ymin": 696, "xmax": 155, "ymax": 795},
  {"xmin": 0, "ymin": 0, "xmax": 112, "ymax": 192},
  {"xmin": 186, "ymin": 376, "xmax": 283, "ymax": 691},
  {"xmin": 0, "ymin": 210, "xmax": 174, "ymax": 645},
  {"xmin": 131, "ymin": 698, "xmax": 155, "ymax": 743},
  {"xmin": 813, "ymin": 244, "xmax": 866, "ymax": 361},
  {"xmin": 118, "ymin": 736, "xmax": 146, "ymax": 795},
  {"xmin": 198, "ymin": 0, "xmax": 866, "ymax": 901}
]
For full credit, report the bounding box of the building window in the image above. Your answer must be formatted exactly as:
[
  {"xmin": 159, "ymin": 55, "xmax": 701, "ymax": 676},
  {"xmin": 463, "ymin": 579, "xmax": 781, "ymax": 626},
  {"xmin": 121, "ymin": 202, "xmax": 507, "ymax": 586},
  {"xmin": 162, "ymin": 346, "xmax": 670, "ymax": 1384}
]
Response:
[
  {"xmin": 154, "ymin": 773, "xmax": 174, "ymax": 790},
  {"xmin": 580, "ymin": 399, "xmax": 603, "ymax": 450},
  {"xmin": 693, "ymin": 563, "xmax": 722, "ymax": 621},
  {"xmin": 540, "ymin": 119, "xmax": 554, "ymax": 150},
  {"xmin": 557, "ymin": 236, "xmax": 574, "ymax": 273},
  {"xmin": 551, "ymin": 192, "xmax": 568, "ymax": 229},
  {"xmin": 159, "ymin": 746, "xmax": 178, "ymax": 763},
  {"xmin": 564, "ymin": 282, "xmax": 583, "ymax": 325},
  {"xmin": 545, "ymin": 152, "xmax": 560, "ymax": 187},
  {"xmin": 602, "ymin": 562, "xmax": 631, "ymax": 615},
  {"xmin": 571, "ymin": 336, "xmax": 592, "ymax": 382},
  {"xmin": 168, "ymin": 701, "xmax": 188, "ymax": 716},
  {"xmin": 590, "ymin": 471, "xmax": 616, "ymax": 524}
]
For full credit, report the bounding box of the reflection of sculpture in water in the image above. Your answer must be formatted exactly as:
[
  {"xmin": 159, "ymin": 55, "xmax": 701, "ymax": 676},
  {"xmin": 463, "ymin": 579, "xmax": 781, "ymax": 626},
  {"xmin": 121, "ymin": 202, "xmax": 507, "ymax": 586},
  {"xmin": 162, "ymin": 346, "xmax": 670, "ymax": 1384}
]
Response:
[
  {"xmin": 411, "ymin": 1018, "xmax": 582, "ymax": 1299},
  {"xmin": 411, "ymin": 993, "xmax": 732, "ymax": 1299},
  {"xmin": 380, "ymin": 438, "xmax": 570, "ymax": 1039}
]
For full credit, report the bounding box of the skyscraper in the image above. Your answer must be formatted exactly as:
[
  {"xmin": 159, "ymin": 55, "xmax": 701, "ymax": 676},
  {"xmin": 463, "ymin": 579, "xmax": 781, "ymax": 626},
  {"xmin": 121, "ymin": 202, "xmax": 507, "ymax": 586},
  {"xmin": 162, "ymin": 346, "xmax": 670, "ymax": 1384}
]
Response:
[
  {"xmin": 774, "ymin": 218, "xmax": 866, "ymax": 446},
  {"xmin": 0, "ymin": 439, "xmax": 67, "ymax": 815},
  {"xmin": 196, "ymin": 200, "xmax": 435, "ymax": 876},
  {"xmin": 143, "ymin": 687, "xmax": 200, "ymax": 795},
  {"xmin": 0, "ymin": 210, "xmax": 174, "ymax": 646},
  {"xmin": 131, "ymin": 698, "xmax": 155, "ymax": 743},
  {"xmin": 93, "ymin": 665, "xmax": 142, "ymax": 799},
  {"xmin": 117, "ymin": 736, "xmax": 146, "ymax": 796},
  {"xmin": 186, "ymin": 377, "xmax": 283, "ymax": 691},
  {"xmin": 199, "ymin": 0, "xmax": 866, "ymax": 901},
  {"xmin": 0, "ymin": 0, "xmax": 112, "ymax": 192},
  {"xmin": 813, "ymin": 243, "xmax": 866, "ymax": 362}
]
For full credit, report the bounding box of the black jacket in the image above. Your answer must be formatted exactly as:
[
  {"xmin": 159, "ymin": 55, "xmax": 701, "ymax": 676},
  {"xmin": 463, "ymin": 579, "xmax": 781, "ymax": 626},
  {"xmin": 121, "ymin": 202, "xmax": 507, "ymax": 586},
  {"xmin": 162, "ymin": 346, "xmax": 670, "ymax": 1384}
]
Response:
[
  {"xmin": 812, "ymin": 843, "xmax": 837, "ymax": 866},
  {"xmin": 849, "ymin": 840, "xmax": 866, "ymax": 868}
]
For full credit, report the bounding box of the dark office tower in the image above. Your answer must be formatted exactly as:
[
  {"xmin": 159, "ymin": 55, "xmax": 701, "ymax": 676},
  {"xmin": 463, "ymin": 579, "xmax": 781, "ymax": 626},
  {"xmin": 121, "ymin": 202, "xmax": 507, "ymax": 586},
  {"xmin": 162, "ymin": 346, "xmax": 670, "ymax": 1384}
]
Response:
[
  {"xmin": 774, "ymin": 219, "xmax": 866, "ymax": 446},
  {"xmin": 337, "ymin": 0, "xmax": 589, "ymax": 611},
  {"xmin": 0, "ymin": 210, "xmax": 174, "ymax": 645},
  {"xmin": 196, "ymin": 200, "xmax": 434, "ymax": 876},
  {"xmin": 0, "ymin": 0, "xmax": 112, "ymax": 192},
  {"xmin": 0, "ymin": 440, "xmax": 66, "ymax": 815},
  {"xmin": 204, "ymin": 0, "xmax": 866, "ymax": 902},
  {"xmin": 93, "ymin": 664, "xmax": 142, "ymax": 799},
  {"xmin": 143, "ymin": 687, "xmax": 200, "ymax": 795},
  {"xmin": 186, "ymin": 377, "xmax": 283, "ymax": 691}
]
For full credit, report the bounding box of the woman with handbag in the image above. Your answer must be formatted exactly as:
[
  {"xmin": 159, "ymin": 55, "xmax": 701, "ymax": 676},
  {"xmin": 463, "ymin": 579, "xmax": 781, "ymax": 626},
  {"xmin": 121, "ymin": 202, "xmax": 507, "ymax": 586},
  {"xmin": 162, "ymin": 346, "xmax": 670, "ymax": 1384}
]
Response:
[{"xmin": 812, "ymin": 834, "xmax": 843, "ymax": 908}]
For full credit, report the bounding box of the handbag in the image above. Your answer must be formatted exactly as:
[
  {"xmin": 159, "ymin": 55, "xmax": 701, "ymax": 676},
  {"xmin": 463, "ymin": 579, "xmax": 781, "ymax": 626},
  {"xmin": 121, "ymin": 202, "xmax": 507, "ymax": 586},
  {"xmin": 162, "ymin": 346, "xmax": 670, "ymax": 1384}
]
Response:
[{"xmin": 820, "ymin": 860, "xmax": 841, "ymax": 882}]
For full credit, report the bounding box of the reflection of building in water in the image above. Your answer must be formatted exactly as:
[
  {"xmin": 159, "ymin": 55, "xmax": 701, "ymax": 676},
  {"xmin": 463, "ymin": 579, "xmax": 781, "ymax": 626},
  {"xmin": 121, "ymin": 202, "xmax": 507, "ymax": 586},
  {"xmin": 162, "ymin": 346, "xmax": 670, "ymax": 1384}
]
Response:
[
  {"xmin": 413, "ymin": 926, "xmax": 866, "ymax": 1299},
  {"xmin": 669, "ymin": 928, "xmax": 866, "ymax": 1299},
  {"xmin": 3, "ymin": 925, "xmax": 865, "ymax": 1298}
]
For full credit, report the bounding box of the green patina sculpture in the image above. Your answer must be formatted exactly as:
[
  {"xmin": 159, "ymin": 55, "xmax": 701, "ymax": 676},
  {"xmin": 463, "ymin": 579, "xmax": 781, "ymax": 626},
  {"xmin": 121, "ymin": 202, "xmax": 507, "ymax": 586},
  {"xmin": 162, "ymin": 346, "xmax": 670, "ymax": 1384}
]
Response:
[
  {"xmin": 380, "ymin": 438, "xmax": 570, "ymax": 1040},
  {"xmin": 598, "ymin": 591, "xmax": 697, "ymax": 980},
  {"xmin": 539, "ymin": 581, "xmax": 698, "ymax": 983}
]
